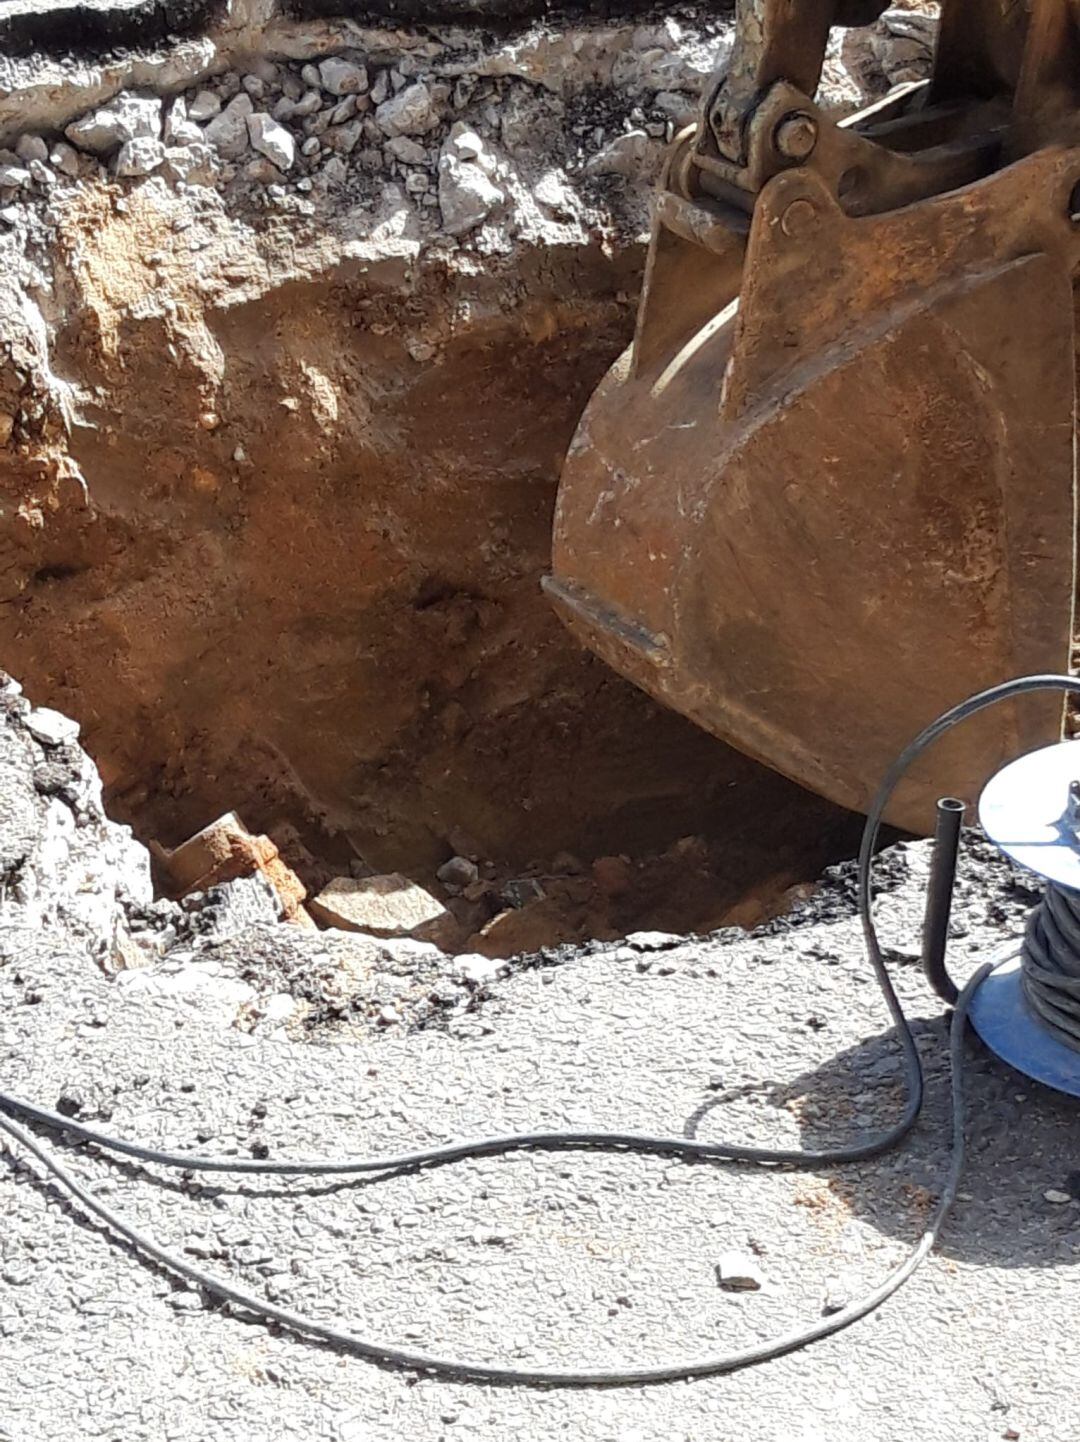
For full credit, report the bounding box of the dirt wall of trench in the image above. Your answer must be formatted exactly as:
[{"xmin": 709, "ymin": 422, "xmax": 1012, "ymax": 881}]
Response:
[{"xmin": 0, "ymin": 189, "xmax": 863, "ymax": 924}]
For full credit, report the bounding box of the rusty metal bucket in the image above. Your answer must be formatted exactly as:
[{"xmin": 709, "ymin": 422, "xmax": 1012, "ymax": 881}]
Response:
[{"xmin": 546, "ymin": 139, "xmax": 1078, "ymax": 832}]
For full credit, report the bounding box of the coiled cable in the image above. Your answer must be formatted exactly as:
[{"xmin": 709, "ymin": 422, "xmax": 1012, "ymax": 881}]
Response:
[
  {"xmin": 1022, "ymin": 881, "xmax": 1080, "ymax": 1050},
  {"xmin": 0, "ymin": 672, "xmax": 1076, "ymax": 1386}
]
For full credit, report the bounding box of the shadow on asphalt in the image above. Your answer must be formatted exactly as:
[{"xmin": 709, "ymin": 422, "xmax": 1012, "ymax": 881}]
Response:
[{"xmin": 683, "ymin": 1013, "xmax": 1080, "ymax": 1270}]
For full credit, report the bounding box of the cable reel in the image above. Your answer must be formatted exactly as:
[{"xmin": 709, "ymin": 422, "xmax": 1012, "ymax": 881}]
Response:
[{"xmin": 924, "ymin": 739, "xmax": 1080, "ymax": 1097}]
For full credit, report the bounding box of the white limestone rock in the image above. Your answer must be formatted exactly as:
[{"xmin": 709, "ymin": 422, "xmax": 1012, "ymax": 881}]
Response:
[
  {"xmin": 115, "ymin": 137, "xmax": 166, "ymax": 178},
  {"xmin": 202, "ymin": 93, "xmax": 254, "ymax": 159},
  {"xmin": 246, "ymin": 113, "xmax": 295, "ymax": 171},
  {"xmin": 438, "ymin": 150, "xmax": 503, "ymax": 235},
  {"xmin": 376, "ymin": 81, "xmax": 441, "ymax": 138},
  {"xmin": 319, "ymin": 57, "xmax": 368, "ymax": 97},
  {"xmin": 66, "ymin": 93, "xmax": 161, "ymax": 155},
  {"xmin": 164, "ymin": 98, "xmax": 202, "ymax": 148},
  {"xmin": 187, "ymin": 90, "xmax": 222, "ymax": 122}
]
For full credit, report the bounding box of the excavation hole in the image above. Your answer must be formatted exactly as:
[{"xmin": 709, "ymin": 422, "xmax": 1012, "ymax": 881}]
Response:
[
  {"xmin": 7, "ymin": 238, "xmax": 866, "ymax": 956},
  {"xmin": 11, "ymin": 249, "xmax": 867, "ymax": 957},
  {"xmin": 0, "ymin": 17, "xmax": 877, "ymax": 960}
]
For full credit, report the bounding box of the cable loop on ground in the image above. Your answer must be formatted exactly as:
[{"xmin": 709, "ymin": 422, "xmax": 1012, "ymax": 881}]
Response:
[{"xmin": 1, "ymin": 672, "xmax": 1079, "ymax": 1385}]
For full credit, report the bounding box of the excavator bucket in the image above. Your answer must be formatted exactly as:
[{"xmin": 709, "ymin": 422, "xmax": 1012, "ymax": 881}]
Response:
[{"xmin": 546, "ymin": 0, "xmax": 1079, "ymax": 832}]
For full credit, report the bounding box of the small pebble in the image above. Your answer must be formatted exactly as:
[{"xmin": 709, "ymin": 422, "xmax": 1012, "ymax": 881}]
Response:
[
  {"xmin": 437, "ymin": 855, "xmax": 479, "ymax": 889},
  {"xmin": 715, "ymin": 1250, "xmax": 764, "ymax": 1292},
  {"xmin": 188, "ymin": 90, "xmax": 222, "ymax": 122},
  {"xmin": 25, "ymin": 707, "xmax": 80, "ymax": 747},
  {"xmin": 821, "ymin": 1278, "xmax": 849, "ymax": 1315}
]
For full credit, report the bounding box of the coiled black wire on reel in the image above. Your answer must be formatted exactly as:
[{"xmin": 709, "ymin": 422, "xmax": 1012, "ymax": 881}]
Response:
[
  {"xmin": 1021, "ymin": 883, "xmax": 1080, "ymax": 1051},
  {"xmin": 972, "ymin": 716, "xmax": 1080, "ymax": 1094}
]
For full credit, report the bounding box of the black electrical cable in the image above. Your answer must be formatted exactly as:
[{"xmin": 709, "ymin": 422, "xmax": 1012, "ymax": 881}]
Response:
[
  {"xmin": 1022, "ymin": 882, "xmax": 1080, "ymax": 1051},
  {"xmin": 0, "ymin": 672, "xmax": 1077, "ymax": 1386}
]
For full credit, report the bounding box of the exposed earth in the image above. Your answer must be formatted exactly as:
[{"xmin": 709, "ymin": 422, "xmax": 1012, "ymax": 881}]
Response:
[{"xmin": 0, "ymin": 0, "xmax": 938, "ymax": 947}]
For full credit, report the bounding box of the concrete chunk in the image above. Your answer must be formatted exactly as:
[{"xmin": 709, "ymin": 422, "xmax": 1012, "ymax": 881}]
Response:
[
  {"xmin": 310, "ymin": 873, "xmax": 459, "ymax": 947},
  {"xmin": 150, "ymin": 811, "xmax": 307, "ymax": 923},
  {"xmin": 187, "ymin": 90, "xmax": 222, "ymax": 122}
]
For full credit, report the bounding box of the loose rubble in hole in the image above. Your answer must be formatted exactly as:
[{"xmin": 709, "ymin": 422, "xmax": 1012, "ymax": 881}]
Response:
[
  {"xmin": 4, "ymin": 652, "xmax": 983, "ymax": 1053},
  {"xmin": 1, "ymin": 670, "xmax": 505, "ymax": 1038}
]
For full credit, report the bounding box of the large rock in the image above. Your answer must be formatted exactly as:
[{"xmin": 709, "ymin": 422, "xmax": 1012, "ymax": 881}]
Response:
[
  {"xmin": 202, "ymin": 94, "xmax": 254, "ymax": 158},
  {"xmin": 438, "ymin": 152, "xmax": 503, "ymax": 235},
  {"xmin": 65, "ymin": 93, "xmax": 161, "ymax": 155},
  {"xmin": 375, "ymin": 81, "xmax": 441, "ymax": 137},
  {"xmin": 246, "ymin": 113, "xmax": 295, "ymax": 171},
  {"xmin": 310, "ymin": 873, "xmax": 460, "ymax": 947}
]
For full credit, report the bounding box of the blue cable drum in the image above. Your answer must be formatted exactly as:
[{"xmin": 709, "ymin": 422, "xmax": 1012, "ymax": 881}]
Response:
[{"xmin": 975, "ymin": 740, "xmax": 1080, "ymax": 1096}]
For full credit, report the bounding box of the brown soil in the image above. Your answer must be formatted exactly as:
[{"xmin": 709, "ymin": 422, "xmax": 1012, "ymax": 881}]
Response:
[{"xmin": 0, "ymin": 183, "xmax": 864, "ymax": 945}]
